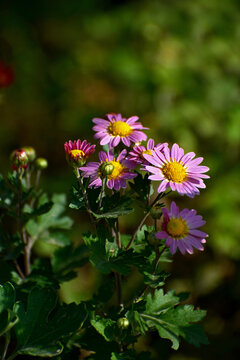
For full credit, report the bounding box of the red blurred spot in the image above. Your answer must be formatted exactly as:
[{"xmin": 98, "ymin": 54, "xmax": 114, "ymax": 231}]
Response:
[{"xmin": 0, "ymin": 61, "xmax": 14, "ymax": 88}]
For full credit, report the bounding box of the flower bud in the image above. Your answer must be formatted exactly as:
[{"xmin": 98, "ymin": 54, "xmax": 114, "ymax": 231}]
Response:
[
  {"xmin": 117, "ymin": 317, "xmax": 129, "ymax": 330},
  {"xmin": 35, "ymin": 158, "xmax": 48, "ymax": 170},
  {"xmin": 99, "ymin": 162, "xmax": 114, "ymax": 176},
  {"xmin": 150, "ymin": 204, "xmax": 162, "ymax": 219},
  {"xmin": 10, "ymin": 149, "xmax": 28, "ymax": 169},
  {"xmin": 22, "ymin": 146, "xmax": 36, "ymax": 162},
  {"xmin": 66, "ymin": 150, "xmax": 87, "ymax": 167}
]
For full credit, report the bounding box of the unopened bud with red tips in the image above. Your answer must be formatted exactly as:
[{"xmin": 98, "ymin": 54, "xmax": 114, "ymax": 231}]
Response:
[
  {"xmin": 10, "ymin": 149, "xmax": 28, "ymax": 169},
  {"xmin": 64, "ymin": 140, "xmax": 96, "ymax": 168},
  {"xmin": 117, "ymin": 317, "xmax": 129, "ymax": 330},
  {"xmin": 35, "ymin": 158, "xmax": 48, "ymax": 170},
  {"xmin": 150, "ymin": 204, "xmax": 163, "ymax": 220},
  {"xmin": 66, "ymin": 149, "xmax": 87, "ymax": 167},
  {"xmin": 99, "ymin": 162, "xmax": 114, "ymax": 177},
  {"xmin": 22, "ymin": 146, "xmax": 36, "ymax": 162}
]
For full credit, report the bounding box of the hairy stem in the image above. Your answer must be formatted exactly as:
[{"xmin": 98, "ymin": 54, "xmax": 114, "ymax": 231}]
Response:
[{"xmin": 97, "ymin": 178, "xmax": 106, "ymax": 213}]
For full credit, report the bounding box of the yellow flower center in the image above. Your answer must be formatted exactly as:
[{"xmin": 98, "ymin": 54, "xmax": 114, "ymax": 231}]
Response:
[
  {"xmin": 166, "ymin": 218, "xmax": 189, "ymax": 238},
  {"xmin": 108, "ymin": 121, "xmax": 132, "ymax": 137},
  {"xmin": 161, "ymin": 161, "xmax": 187, "ymax": 183},
  {"xmin": 70, "ymin": 149, "xmax": 85, "ymax": 159},
  {"xmin": 142, "ymin": 149, "xmax": 152, "ymax": 156},
  {"xmin": 107, "ymin": 160, "xmax": 125, "ymax": 180}
]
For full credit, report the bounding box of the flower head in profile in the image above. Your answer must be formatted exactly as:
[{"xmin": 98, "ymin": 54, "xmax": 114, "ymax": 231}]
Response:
[
  {"xmin": 64, "ymin": 140, "xmax": 95, "ymax": 167},
  {"xmin": 80, "ymin": 150, "xmax": 137, "ymax": 190},
  {"xmin": 0, "ymin": 61, "xmax": 14, "ymax": 88},
  {"xmin": 143, "ymin": 143, "xmax": 209, "ymax": 198},
  {"xmin": 92, "ymin": 113, "xmax": 148, "ymax": 148},
  {"xmin": 128, "ymin": 138, "xmax": 168, "ymax": 165},
  {"xmin": 156, "ymin": 201, "xmax": 208, "ymax": 255}
]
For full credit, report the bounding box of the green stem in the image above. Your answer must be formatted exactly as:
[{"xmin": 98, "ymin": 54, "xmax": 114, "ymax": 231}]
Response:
[
  {"xmin": 114, "ymin": 272, "xmax": 123, "ymax": 308},
  {"xmin": 116, "ymin": 218, "xmax": 121, "ymax": 249},
  {"xmin": 137, "ymin": 246, "xmax": 167, "ymax": 299},
  {"xmin": 97, "ymin": 177, "xmax": 106, "ymax": 213},
  {"xmin": 35, "ymin": 169, "xmax": 41, "ymax": 189},
  {"xmin": 2, "ymin": 332, "xmax": 10, "ymax": 360},
  {"xmin": 13, "ymin": 260, "xmax": 25, "ymax": 279},
  {"xmin": 75, "ymin": 169, "xmax": 94, "ymax": 223},
  {"xmin": 125, "ymin": 190, "xmax": 171, "ymax": 250}
]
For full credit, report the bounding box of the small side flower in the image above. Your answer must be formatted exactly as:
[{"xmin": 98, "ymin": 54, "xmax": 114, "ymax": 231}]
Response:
[
  {"xmin": 128, "ymin": 138, "xmax": 168, "ymax": 165},
  {"xmin": 64, "ymin": 139, "xmax": 95, "ymax": 167},
  {"xmin": 92, "ymin": 113, "xmax": 148, "ymax": 148},
  {"xmin": 80, "ymin": 150, "xmax": 137, "ymax": 191},
  {"xmin": 156, "ymin": 201, "xmax": 208, "ymax": 255}
]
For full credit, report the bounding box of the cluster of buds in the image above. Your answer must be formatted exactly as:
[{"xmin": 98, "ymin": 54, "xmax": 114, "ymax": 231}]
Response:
[{"xmin": 10, "ymin": 147, "xmax": 48, "ymax": 171}]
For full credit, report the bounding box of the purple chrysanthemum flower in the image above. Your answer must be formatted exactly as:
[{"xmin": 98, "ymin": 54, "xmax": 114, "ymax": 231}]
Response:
[
  {"xmin": 80, "ymin": 149, "xmax": 137, "ymax": 190},
  {"xmin": 143, "ymin": 143, "xmax": 210, "ymax": 198},
  {"xmin": 92, "ymin": 113, "xmax": 148, "ymax": 148},
  {"xmin": 156, "ymin": 201, "xmax": 208, "ymax": 255},
  {"xmin": 64, "ymin": 139, "xmax": 96, "ymax": 167},
  {"xmin": 128, "ymin": 138, "xmax": 168, "ymax": 165}
]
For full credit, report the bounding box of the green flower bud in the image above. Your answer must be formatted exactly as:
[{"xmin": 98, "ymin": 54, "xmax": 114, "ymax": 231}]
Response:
[
  {"xmin": 35, "ymin": 157, "xmax": 48, "ymax": 170},
  {"xmin": 22, "ymin": 146, "xmax": 36, "ymax": 162},
  {"xmin": 10, "ymin": 149, "xmax": 28, "ymax": 169},
  {"xmin": 150, "ymin": 204, "xmax": 162, "ymax": 219},
  {"xmin": 117, "ymin": 317, "xmax": 129, "ymax": 330},
  {"xmin": 99, "ymin": 162, "xmax": 114, "ymax": 176}
]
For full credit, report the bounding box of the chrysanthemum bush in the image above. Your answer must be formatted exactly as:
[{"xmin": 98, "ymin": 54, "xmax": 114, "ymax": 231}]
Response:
[{"xmin": 0, "ymin": 114, "xmax": 209, "ymax": 360}]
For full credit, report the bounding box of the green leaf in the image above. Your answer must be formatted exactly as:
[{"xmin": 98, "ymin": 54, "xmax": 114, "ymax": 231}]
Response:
[
  {"xmin": 0, "ymin": 282, "xmax": 16, "ymax": 313},
  {"xmin": 180, "ymin": 324, "xmax": 209, "ymax": 347},
  {"xmin": 13, "ymin": 287, "xmax": 87, "ymax": 357},
  {"xmin": 111, "ymin": 350, "xmax": 153, "ymax": 360},
  {"xmin": 22, "ymin": 201, "xmax": 53, "ymax": 222},
  {"xmin": 129, "ymin": 173, "xmax": 153, "ymax": 204},
  {"xmin": 92, "ymin": 276, "xmax": 115, "ymax": 304},
  {"xmin": 0, "ymin": 282, "xmax": 18, "ymax": 336},
  {"xmin": 91, "ymin": 316, "xmax": 118, "ymax": 342},
  {"xmin": 26, "ymin": 193, "xmax": 73, "ymax": 246},
  {"xmin": 138, "ymin": 289, "xmax": 208, "ymax": 350},
  {"xmin": 0, "ymin": 309, "xmax": 18, "ymax": 336},
  {"xmin": 143, "ymin": 270, "xmax": 170, "ymax": 288},
  {"xmin": 52, "ymin": 244, "xmax": 89, "ymax": 282},
  {"xmin": 145, "ymin": 289, "xmax": 179, "ymax": 314},
  {"xmin": 94, "ymin": 193, "xmax": 133, "ymax": 219}
]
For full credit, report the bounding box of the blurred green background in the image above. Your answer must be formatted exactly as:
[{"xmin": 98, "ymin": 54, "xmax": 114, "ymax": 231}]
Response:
[{"xmin": 1, "ymin": 0, "xmax": 240, "ymax": 358}]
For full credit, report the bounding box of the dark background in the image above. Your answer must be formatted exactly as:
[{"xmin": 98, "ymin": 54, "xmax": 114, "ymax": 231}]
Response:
[{"xmin": 1, "ymin": 0, "xmax": 240, "ymax": 359}]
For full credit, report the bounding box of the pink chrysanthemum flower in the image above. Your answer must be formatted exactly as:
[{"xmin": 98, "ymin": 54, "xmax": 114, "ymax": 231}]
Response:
[
  {"xmin": 128, "ymin": 138, "xmax": 168, "ymax": 165},
  {"xmin": 64, "ymin": 140, "xmax": 96, "ymax": 167},
  {"xmin": 92, "ymin": 113, "xmax": 148, "ymax": 148},
  {"xmin": 156, "ymin": 201, "xmax": 208, "ymax": 255},
  {"xmin": 80, "ymin": 150, "xmax": 137, "ymax": 190},
  {"xmin": 143, "ymin": 143, "xmax": 209, "ymax": 198}
]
